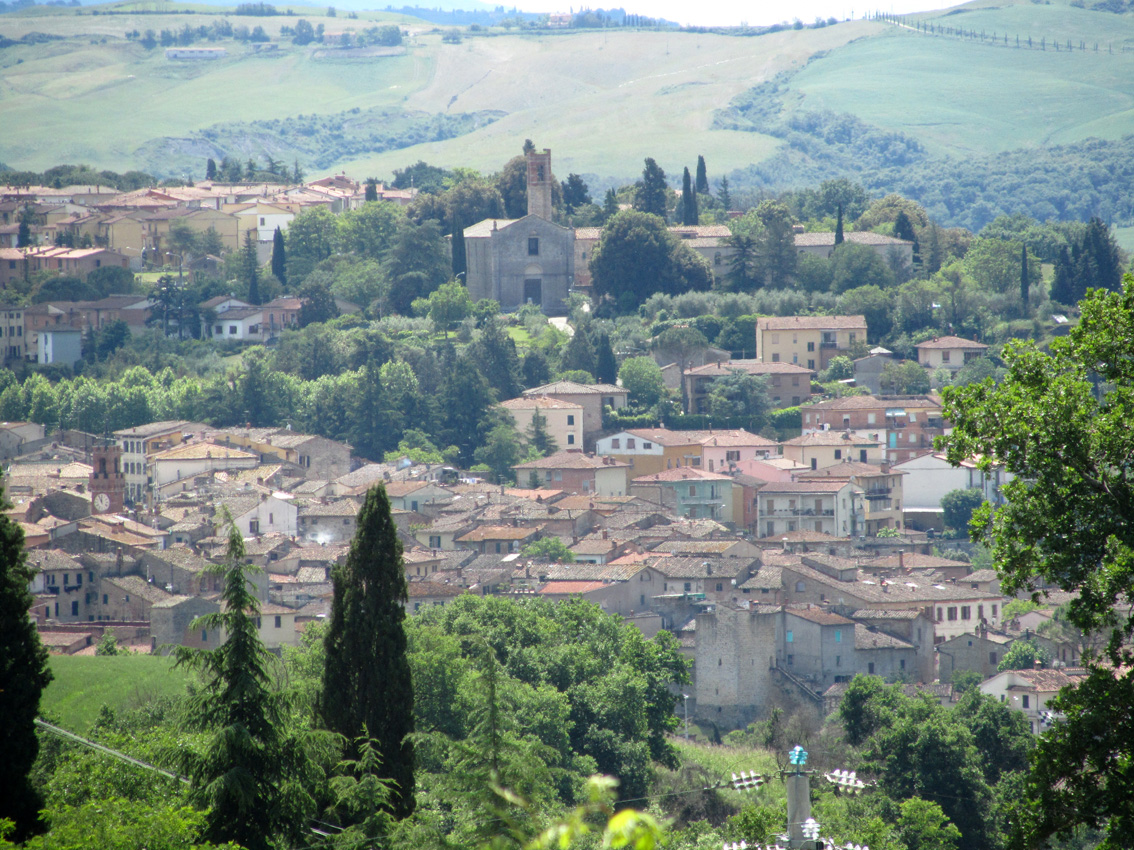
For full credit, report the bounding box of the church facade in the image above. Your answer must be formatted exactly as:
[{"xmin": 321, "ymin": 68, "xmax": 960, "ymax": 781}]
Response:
[{"xmin": 463, "ymin": 149, "xmax": 574, "ymax": 315}]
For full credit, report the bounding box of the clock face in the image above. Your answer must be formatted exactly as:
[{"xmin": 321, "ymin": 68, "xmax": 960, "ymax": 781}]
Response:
[{"xmin": 94, "ymin": 493, "xmax": 111, "ymax": 512}]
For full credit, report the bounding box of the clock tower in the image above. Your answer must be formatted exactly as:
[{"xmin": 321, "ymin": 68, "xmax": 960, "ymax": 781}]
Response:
[{"xmin": 89, "ymin": 443, "xmax": 126, "ymax": 515}]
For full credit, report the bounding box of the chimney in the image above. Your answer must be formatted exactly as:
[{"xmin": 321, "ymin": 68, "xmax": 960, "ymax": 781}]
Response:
[
  {"xmin": 898, "ymin": 549, "xmax": 904, "ymax": 569},
  {"xmin": 602, "ymin": 530, "xmax": 608, "ymax": 540}
]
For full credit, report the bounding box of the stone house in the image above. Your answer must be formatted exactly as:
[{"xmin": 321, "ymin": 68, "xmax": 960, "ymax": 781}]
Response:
[
  {"xmin": 151, "ymin": 595, "xmax": 222, "ymax": 652},
  {"xmin": 150, "ymin": 443, "xmax": 260, "ymax": 494},
  {"xmin": 778, "ymin": 607, "xmax": 859, "ymax": 688},
  {"xmin": 852, "ymin": 348, "xmax": 895, "ymax": 395},
  {"xmin": 455, "ymin": 524, "xmax": 542, "ymax": 555},
  {"xmin": 795, "ymin": 460, "xmax": 905, "ymax": 535},
  {"xmin": 513, "ymin": 451, "xmax": 629, "ymax": 497},
  {"xmin": 936, "ymin": 629, "xmax": 1015, "ymax": 683},
  {"xmin": 781, "ymin": 431, "xmax": 885, "ymax": 470},
  {"xmin": 683, "ymin": 360, "xmax": 814, "ymax": 413},
  {"xmin": 383, "ymin": 480, "xmax": 454, "ymax": 513},
  {"xmin": 297, "ymin": 498, "xmax": 362, "ymax": 545},
  {"xmin": 916, "ymin": 335, "xmax": 988, "ymax": 373},
  {"xmin": 756, "ymin": 480, "xmax": 863, "ymax": 539},
  {"xmin": 98, "ymin": 574, "xmax": 174, "ymax": 622},
  {"xmin": 630, "ymin": 467, "xmax": 736, "ymax": 524},
  {"xmin": 755, "ymin": 315, "xmax": 868, "ymax": 372},
  {"xmin": 501, "ymin": 396, "xmax": 584, "ymax": 452},
  {"xmin": 521, "ymin": 381, "xmax": 629, "ymax": 440},
  {"xmin": 794, "ymin": 231, "xmax": 914, "ymax": 267},
  {"xmin": 978, "ymin": 667, "xmax": 1088, "ymax": 733},
  {"xmin": 115, "ymin": 420, "xmax": 208, "ymax": 505},
  {"xmin": 269, "ymin": 433, "xmax": 353, "ymax": 480},
  {"xmin": 693, "ymin": 604, "xmax": 781, "ymax": 727},
  {"xmin": 218, "ymin": 494, "xmax": 298, "ymax": 539}
]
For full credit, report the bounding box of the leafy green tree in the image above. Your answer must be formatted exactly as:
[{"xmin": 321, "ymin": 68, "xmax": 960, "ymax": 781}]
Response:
[
  {"xmin": 0, "ymin": 478, "xmax": 52, "ymax": 842},
  {"xmin": 896, "ymin": 798, "xmax": 962, "ymax": 850},
  {"xmin": 653, "ymin": 326, "xmax": 708, "ymax": 412},
  {"xmin": 879, "ymin": 359, "xmax": 930, "ymax": 395},
  {"xmin": 384, "ymin": 218, "xmax": 449, "ymax": 315},
  {"xmin": 561, "ymin": 173, "xmax": 592, "ymax": 213},
  {"xmin": 173, "ymin": 521, "xmax": 315, "ymax": 850},
  {"xmin": 522, "ymin": 349, "xmax": 552, "ymax": 389},
  {"xmin": 440, "ymin": 353, "xmax": 496, "ymax": 463},
  {"xmin": 820, "ymin": 356, "xmax": 854, "ymax": 382},
  {"xmin": 559, "ymin": 326, "xmax": 596, "ymax": 377},
  {"xmin": 707, "ymin": 370, "xmax": 770, "ymax": 420},
  {"xmin": 286, "ymin": 206, "xmax": 338, "ymax": 284},
  {"xmin": 830, "ymin": 242, "xmax": 896, "ymax": 293},
  {"xmin": 939, "ymin": 278, "xmax": 1134, "ymax": 847},
  {"xmin": 633, "ymin": 157, "xmax": 669, "ymax": 220},
  {"xmin": 338, "ymin": 200, "xmax": 402, "ymax": 261},
  {"xmin": 592, "ymin": 211, "xmax": 712, "ymax": 308},
  {"xmin": 474, "ymin": 420, "xmax": 523, "ymax": 483},
  {"xmin": 426, "ymin": 279, "xmax": 473, "ymax": 337},
  {"xmin": 297, "ymin": 276, "xmax": 340, "ymax": 327},
  {"xmin": 753, "ymin": 200, "xmax": 797, "ymax": 289},
  {"xmin": 997, "ymin": 638, "xmax": 1052, "ymax": 672},
  {"xmin": 695, "ymin": 155, "xmax": 709, "ymax": 194},
  {"xmin": 837, "ymin": 284, "xmax": 893, "ymax": 342},
  {"xmin": 680, "ymin": 167, "xmax": 698, "ymax": 226},
  {"xmin": 619, "ymin": 356, "xmax": 667, "ymax": 409},
  {"xmin": 322, "ymin": 485, "xmax": 416, "ymax": 819},
  {"xmin": 95, "ymin": 629, "xmax": 121, "ymax": 656},
  {"xmin": 519, "ymin": 537, "xmax": 575, "ymax": 562},
  {"xmin": 471, "ymin": 318, "xmax": 522, "ymax": 400},
  {"xmin": 941, "ymin": 487, "xmax": 984, "ymax": 534}
]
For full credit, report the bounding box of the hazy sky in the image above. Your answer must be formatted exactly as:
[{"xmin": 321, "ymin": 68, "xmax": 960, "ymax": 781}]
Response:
[{"xmin": 521, "ymin": 0, "xmax": 952, "ymax": 27}]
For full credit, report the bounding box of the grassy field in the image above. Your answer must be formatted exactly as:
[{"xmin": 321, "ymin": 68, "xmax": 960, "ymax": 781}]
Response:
[
  {"xmin": 5, "ymin": 0, "xmax": 1134, "ymax": 186},
  {"xmin": 42, "ymin": 654, "xmax": 192, "ymax": 733}
]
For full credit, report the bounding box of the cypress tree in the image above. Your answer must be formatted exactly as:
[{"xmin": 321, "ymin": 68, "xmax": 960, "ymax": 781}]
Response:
[
  {"xmin": 243, "ymin": 230, "xmax": 261, "ymax": 305},
  {"xmin": 365, "ymin": 177, "xmax": 379, "ymax": 202},
  {"xmin": 633, "ymin": 157, "xmax": 669, "ymax": 220},
  {"xmin": 595, "ymin": 331, "xmax": 617, "ymax": 384},
  {"xmin": 271, "ymin": 226, "xmax": 287, "ymax": 287},
  {"xmin": 681, "ymin": 167, "xmax": 698, "ymax": 226},
  {"xmin": 835, "ymin": 203, "xmax": 845, "ymax": 246},
  {"xmin": 174, "ymin": 520, "xmax": 312, "ymax": 850},
  {"xmin": 16, "ymin": 206, "xmax": 32, "ymax": 249},
  {"xmin": 1020, "ymin": 243, "xmax": 1029, "ymax": 312},
  {"xmin": 0, "ymin": 479, "xmax": 52, "ymax": 842},
  {"xmin": 695, "ymin": 155, "xmax": 709, "ymax": 194},
  {"xmin": 206, "ymin": 157, "xmax": 217, "ymax": 181},
  {"xmin": 559, "ymin": 327, "xmax": 597, "ymax": 378},
  {"xmin": 322, "ymin": 486, "xmax": 416, "ymax": 819}
]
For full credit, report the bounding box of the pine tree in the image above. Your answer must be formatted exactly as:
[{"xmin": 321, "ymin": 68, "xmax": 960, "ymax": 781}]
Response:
[
  {"xmin": 633, "ymin": 157, "xmax": 669, "ymax": 220},
  {"xmin": 602, "ymin": 188, "xmax": 619, "ymax": 222},
  {"xmin": 681, "ymin": 167, "xmax": 698, "ymax": 227},
  {"xmin": 835, "ymin": 203, "xmax": 844, "ymax": 246},
  {"xmin": 271, "ymin": 226, "xmax": 287, "ymax": 287},
  {"xmin": 1020, "ymin": 243, "xmax": 1029, "ymax": 312},
  {"xmin": 322, "ymin": 486, "xmax": 416, "ymax": 819},
  {"xmin": 1051, "ymin": 245, "xmax": 1076, "ymax": 305},
  {"xmin": 242, "ymin": 230, "xmax": 261, "ymax": 304},
  {"xmin": 174, "ymin": 520, "xmax": 313, "ymax": 850},
  {"xmin": 527, "ymin": 408, "xmax": 557, "ymax": 457},
  {"xmin": 365, "ymin": 177, "xmax": 378, "ymax": 202},
  {"xmin": 595, "ymin": 331, "xmax": 617, "ymax": 384},
  {"xmin": 0, "ymin": 479, "xmax": 52, "ymax": 842},
  {"xmin": 206, "ymin": 157, "xmax": 217, "ymax": 181},
  {"xmin": 451, "ymin": 213, "xmax": 467, "ymax": 280},
  {"xmin": 717, "ymin": 176, "xmax": 731, "ymax": 212},
  {"xmin": 695, "ymin": 155, "xmax": 709, "ymax": 194}
]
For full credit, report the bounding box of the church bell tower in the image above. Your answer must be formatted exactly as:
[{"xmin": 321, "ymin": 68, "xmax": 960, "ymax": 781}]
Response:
[
  {"xmin": 526, "ymin": 148, "xmax": 554, "ymax": 220},
  {"xmin": 89, "ymin": 442, "xmax": 126, "ymax": 515}
]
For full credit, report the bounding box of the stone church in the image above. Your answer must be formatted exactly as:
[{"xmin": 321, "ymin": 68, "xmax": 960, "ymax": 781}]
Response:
[{"xmin": 463, "ymin": 149, "xmax": 575, "ymax": 315}]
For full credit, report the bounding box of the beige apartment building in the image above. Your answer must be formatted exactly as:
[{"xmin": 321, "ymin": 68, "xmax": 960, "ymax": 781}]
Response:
[
  {"xmin": 500, "ymin": 396, "xmax": 584, "ymax": 451},
  {"xmin": 755, "ymin": 315, "xmax": 868, "ymax": 372}
]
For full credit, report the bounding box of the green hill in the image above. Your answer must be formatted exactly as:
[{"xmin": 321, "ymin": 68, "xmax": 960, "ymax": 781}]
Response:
[
  {"xmin": 4, "ymin": 0, "xmax": 1134, "ymax": 230},
  {"xmin": 42, "ymin": 654, "xmax": 191, "ymax": 733}
]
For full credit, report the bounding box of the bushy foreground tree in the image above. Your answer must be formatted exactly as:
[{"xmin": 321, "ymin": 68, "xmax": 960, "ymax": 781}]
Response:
[
  {"xmin": 0, "ymin": 478, "xmax": 52, "ymax": 841},
  {"xmin": 941, "ymin": 277, "xmax": 1134, "ymax": 847}
]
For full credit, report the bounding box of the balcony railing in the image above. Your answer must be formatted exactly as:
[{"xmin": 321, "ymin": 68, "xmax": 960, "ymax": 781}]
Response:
[
  {"xmin": 760, "ymin": 508, "xmax": 835, "ymax": 517},
  {"xmin": 863, "ymin": 488, "xmax": 892, "ymax": 499}
]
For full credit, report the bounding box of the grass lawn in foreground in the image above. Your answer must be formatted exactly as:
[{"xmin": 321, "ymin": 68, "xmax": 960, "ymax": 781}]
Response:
[{"xmin": 42, "ymin": 653, "xmax": 192, "ymax": 733}]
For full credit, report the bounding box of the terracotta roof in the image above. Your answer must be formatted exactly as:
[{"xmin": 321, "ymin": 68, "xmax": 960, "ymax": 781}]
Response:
[
  {"xmin": 785, "ymin": 606, "xmax": 854, "ymax": 626},
  {"xmin": 407, "ymin": 581, "xmax": 465, "ymax": 598},
  {"xmin": 805, "ymin": 394, "xmax": 941, "ymax": 411},
  {"xmin": 758, "ymin": 480, "xmax": 852, "ymax": 494},
  {"xmin": 683, "ymin": 429, "xmax": 781, "ymax": 448},
  {"xmin": 632, "ymin": 466, "xmax": 731, "ymax": 483},
  {"xmin": 114, "ymin": 420, "xmax": 202, "ymax": 438},
  {"xmin": 464, "ymin": 218, "xmax": 519, "ymax": 238},
  {"xmin": 915, "ymin": 335, "xmax": 988, "ymax": 351},
  {"xmin": 515, "ymin": 451, "xmax": 627, "ymax": 470},
  {"xmin": 797, "ymin": 461, "xmax": 902, "ymax": 480},
  {"xmin": 685, "ymin": 360, "xmax": 814, "ymax": 377},
  {"xmin": 998, "ymin": 668, "xmax": 1087, "ymax": 691},
  {"xmin": 501, "ymin": 396, "xmax": 584, "ymax": 411},
  {"xmin": 456, "ymin": 526, "xmax": 540, "ymax": 542},
  {"xmin": 539, "ymin": 580, "xmax": 608, "ymax": 595},
  {"xmin": 782, "ymin": 431, "xmax": 881, "ymax": 447},
  {"xmin": 854, "ymin": 624, "xmax": 914, "ymax": 650},
  {"xmin": 152, "ymin": 443, "xmax": 257, "ymax": 461},
  {"xmin": 616, "ymin": 428, "xmax": 703, "ymax": 447},
  {"xmin": 102, "ymin": 575, "xmax": 175, "ymax": 605},
  {"xmin": 757, "ymin": 315, "xmax": 867, "ymax": 331},
  {"xmin": 794, "ymin": 231, "xmax": 911, "ymax": 248},
  {"xmin": 523, "ymin": 381, "xmax": 628, "ymax": 396}
]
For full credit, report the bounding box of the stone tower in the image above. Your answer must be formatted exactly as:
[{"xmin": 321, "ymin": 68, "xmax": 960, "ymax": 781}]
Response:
[
  {"xmin": 89, "ymin": 442, "xmax": 126, "ymax": 515},
  {"xmin": 526, "ymin": 148, "xmax": 553, "ymax": 220}
]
